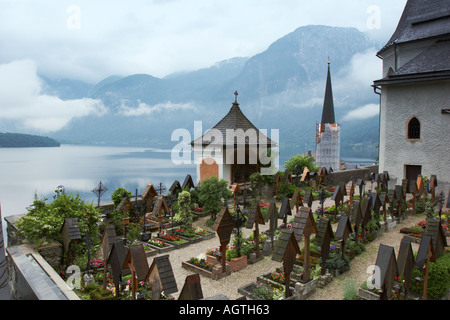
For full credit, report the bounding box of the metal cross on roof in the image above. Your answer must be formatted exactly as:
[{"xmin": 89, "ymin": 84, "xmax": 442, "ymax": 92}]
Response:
[
  {"xmin": 234, "ymin": 91, "xmax": 238, "ymax": 103},
  {"xmin": 92, "ymin": 181, "xmax": 107, "ymax": 207}
]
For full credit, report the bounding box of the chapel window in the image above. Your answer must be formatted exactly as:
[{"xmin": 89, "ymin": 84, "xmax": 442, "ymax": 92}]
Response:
[{"xmin": 407, "ymin": 117, "xmax": 420, "ymax": 140}]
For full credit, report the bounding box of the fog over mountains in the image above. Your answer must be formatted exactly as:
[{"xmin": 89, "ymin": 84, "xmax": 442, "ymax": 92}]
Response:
[{"xmin": 34, "ymin": 25, "xmax": 382, "ymax": 159}]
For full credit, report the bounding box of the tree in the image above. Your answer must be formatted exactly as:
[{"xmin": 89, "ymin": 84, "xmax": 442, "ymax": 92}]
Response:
[
  {"xmin": 16, "ymin": 193, "xmax": 101, "ymax": 247},
  {"xmin": 283, "ymin": 153, "xmax": 319, "ymax": 173},
  {"xmin": 174, "ymin": 190, "xmax": 193, "ymax": 227},
  {"xmin": 197, "ymin": 176, "xmax": 232, "ymax": 220},
  {"xmin": 111, "ymin": 187, "xmax": 133, "ymax": 207}
]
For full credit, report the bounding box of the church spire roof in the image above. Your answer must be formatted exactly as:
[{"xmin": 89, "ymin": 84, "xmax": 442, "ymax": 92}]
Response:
[{"xmin": 321, "ymin": 61, "xmax": 336, "ymax": 125}]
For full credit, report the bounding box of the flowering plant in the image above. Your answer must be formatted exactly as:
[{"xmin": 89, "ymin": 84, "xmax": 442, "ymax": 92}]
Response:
[
  {"xmin": 148, "ymin": 238, "xmax": 166, "ymax": 247},
  {"xmin": 89, "ymin": 259, "xmax": 105, "ymax": 269}
]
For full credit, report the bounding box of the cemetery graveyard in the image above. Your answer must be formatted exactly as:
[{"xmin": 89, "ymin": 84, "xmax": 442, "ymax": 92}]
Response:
[{"xmin": 6, "ymin": 169, "xmax": 450, "ymax": 300}]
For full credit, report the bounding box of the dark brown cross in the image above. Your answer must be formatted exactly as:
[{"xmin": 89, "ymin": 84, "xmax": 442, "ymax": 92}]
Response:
[{"xmin": 234, "ymin": 91, "xmax": 238, "ymax": 103}]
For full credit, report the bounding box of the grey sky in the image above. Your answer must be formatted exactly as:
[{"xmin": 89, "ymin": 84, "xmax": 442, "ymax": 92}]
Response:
[{"xmin": 0, "ymin": 0, "xmax": 407, "ymax": 83}]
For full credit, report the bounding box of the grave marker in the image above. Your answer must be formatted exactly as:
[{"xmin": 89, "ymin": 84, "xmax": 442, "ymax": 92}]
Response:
[
  {"xmin": 145, "ymin": 255, "xmax": 178, "ymax": 300},
  {"xmin": 374, "ymin": 244, "xmax": 399, "ymax": 300},
  {"xmin": 266, "ymin": 201, "xmax": 279, "ymax": 248},
  {"xmin": 181, "ymin": 174, "xmax": 195, "ymax": 190},
  {"xmin": 246, "ymin": 203, "xmax": 266, "ymax": 258},
  {"xmin": 101, "ymin": 224, "xmax": 118, "ymax": 289},
  {"xmin": 61, "ymin": 218, "xmax": 81, "ymax": 265},
  {"xmin": 351, "ymin": 200, "xmax": 363, "ymax": 244},
  {"xmin": 414, "ymin": 235, "xmax": 435, "ymax": 300},
  {"xmin": 272, "ymin": 229, "xmax": 301, "ymax": 297},
  {"xmin": 335, "ymin": 215, "xmax": 353, "ymax": 259},
  {"xmin": 107, "ymin": 239, "xmax": 130, "ymax": 298},
  {"xmin": 290, "ymin": 189, "xmax": 303, "ymax": 212},
  {"xmin": 178, "ymin": 274, "xmax": 203, "ymax": 300},
  {"xmin": 122, "ymin": 244, "xmax": 150, "ymax": 300},
  {"xmin": 278, "ymin": 197, "xmax": 292, "ymax": 227},
  {"xmin": 397, "ymin": 237, "xmax": 415, "ymax": 298},
  {"xmin": 303, "ymin": 189, "xmax": 314, "ymax": 208},
  {"xmin": 314, "ymin": 217, "xmax": 334, "ymax": 275},
  {"xmin": 152, "ymin": 195, "xmax": 170, "ymax": 233},
  {"xmin": 424, "ymin": 218, "xmax": 447, "ymax": 260},
  {"xmin": 213, "ymin": 208, "xmax": 235, "ymax": 273}
]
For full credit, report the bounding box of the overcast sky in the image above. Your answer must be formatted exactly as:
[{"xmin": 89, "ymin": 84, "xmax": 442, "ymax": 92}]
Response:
[{"xmin": 0, "ymin": 0, "xmax": 408, "ymax": 83}]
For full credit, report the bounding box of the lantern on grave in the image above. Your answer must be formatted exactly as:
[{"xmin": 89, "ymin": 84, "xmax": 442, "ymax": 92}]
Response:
[{"xmin": 213, "ymin": 208, "xmax": 235, "ymax": 273}]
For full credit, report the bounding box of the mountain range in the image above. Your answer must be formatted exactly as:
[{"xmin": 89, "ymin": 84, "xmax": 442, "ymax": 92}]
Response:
[{"xmin": 38, "ymin": 25, "xmax": 382, "ymax": 160}]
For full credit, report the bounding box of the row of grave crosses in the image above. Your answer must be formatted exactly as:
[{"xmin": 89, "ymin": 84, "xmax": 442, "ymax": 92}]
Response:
[
  {"xmin": 114, "ymin": 174, "xmax": 196, "ymax": 238},
  {"xmin": 272, "ymin": 166, "xmax": 330, "ymax": 197},
  {"xmin": 62, "ymin": 217, "xmax": 204, "ymax": 300},
  {"xmin": 370, "ymin": 217, "xmax": 447, "ymax": 300}
]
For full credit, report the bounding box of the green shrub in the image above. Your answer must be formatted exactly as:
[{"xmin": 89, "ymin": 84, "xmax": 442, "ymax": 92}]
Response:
[
  {"xmin": 111, "ymin": 187, "xmax": 132, "ymax": 207},
  {"xmin": 410, "ymin": 253, "xmax": 450, "ymax": 299},
  {"xmin": 197, "ymin": 177, "xmax": 232, "ymax": 219}
]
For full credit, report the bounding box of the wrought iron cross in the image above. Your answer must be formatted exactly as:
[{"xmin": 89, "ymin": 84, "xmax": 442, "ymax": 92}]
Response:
[
  {"xmin": 234, "ymin": 91, "xmax": 238, "ymax": 103},
  {"xmin": 156, "ymin": 182, "xmax": 166, "ymax": 195},
  {"xmin": 92, "ymin": 181, "xmax": 107, "ymax": 207}
]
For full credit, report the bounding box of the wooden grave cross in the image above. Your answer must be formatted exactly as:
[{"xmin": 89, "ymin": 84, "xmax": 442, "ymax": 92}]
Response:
[
  {"xmin": 314, "ymin": 217, "xmax": 334, "ymax": 275},
  {"xmin": 290, "ymin": 189, "xmax": 303, "ymax": 212},
  {"xmin": 274, "ymin": 172, "xmax": 283, "ymax": 197},
  {"xmin": 360, "ymin": 197, "xmax": 372, "ymax": 240},
  {"xmin": 424, "ymin": 218, "xmax": 448, "ymax": 260},
  {"xmin": 347, "ymin": 180, "xmax": 355, "ymax": 213},
  {"xmin": 101, "ymin": 224, "xmax": 118, "ymax": 290},
  {"xmin": 291, "ymin": 206, "xmax": 317, "ymax": 282},
  {"xmin": 356, "ymin": 178, "xmax": 365, "ymax": 198},
  {"xmin": 181, "ymin": 174, "xmax": 195, "ymax": 190},
  {"xmin": 331, "ymin": 185, "xmax": 344, "ymax": 217},
  {"xmin": 379, "ymin": 191, "xmax": 389, "ymax": 227},
  {"xmin": 428, "ymin": 175, "xmax": 437, "ymax": 202},
  {"xmin": 414, "ymin": 235, "xmax": 436, "ymax": 300},
  {"xmin": 178, "ymin": 274, "xmax": 203, "ymax": 300},
  {"xmin": 271, "ymin": 229, "xmax": 301, "ymax": 298},
  {"xmin": 152, "ymin": 195, "xmax": 170, "ymax": 233},
  {"xmin": 116, "ymin": 197, "xmax": 134, "ymax": 237},
  {"xmin": 61, "ymin": 218, "xmax": 82, "ymax": 265},
  {"xmin": 335, "ymin": 215, "xmax": 353, "ymax": 259},
  {"xmin": 247, "ymin": 203, "xmax": 266, "ymax": 258},
  {"xmin": 266, "ymin": 201, "xmax": 279, "ymax": 248},
  {"xmin": 145, "ymin": 255, "xmax": 178, "ymax": 300},
  {"xmin": 278, "ymin": 197, "xmax": 292, "ymax": 227},
  {"xmin": 397, "ymin": 236, "xmax": 415, "ymax": 298},
  {"xmin": 122, "ymin": 244, "xmax": 150, "ymax": 300},
  {"xmin": 213, "ymin": 208, "xmax": 235, "ymax": 273},
  {"xmin": 351, "ymin": 200, "xmax": 363, "ymax": 244},
  {"xmin": 107, "ymin": 239, "xmax": 131, "ymax": 298},
  {"xmin": 374, "ymin": 244, "xmax": 399, "ymax": 300},
  {"xmin": 300, "ymin": 167, "xmax": 310, "ymax": 183},
  {"xmin": 387, "ymin": 188, "xmax": 397, "ymax": 219},
  {"xmin": 303, "ymin": 189, "xmax": 314, "ymax": 208},
  {"xmin": 395, "ymin": 185, "xmax": 404, "ymax": 218}
]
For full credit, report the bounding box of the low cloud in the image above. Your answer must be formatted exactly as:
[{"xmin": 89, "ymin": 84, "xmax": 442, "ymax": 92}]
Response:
[
  {"xmin": 0, "ymin": 60, "xmax": 106, "ymax": 132},
  {"xmin": 343, "ymin": 103, "xmax": 379, "ymax": 121},
  {"xmin": 119, "ymin": 101, "xmax": 196, "ymax": 117}
]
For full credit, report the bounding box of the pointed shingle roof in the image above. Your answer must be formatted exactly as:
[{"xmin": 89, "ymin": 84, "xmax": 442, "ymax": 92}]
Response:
[
  {"xmin": 191, "ymin": 94, "xmax": 276, "ymax": 147},
  {"xmin": 321, "ymin": 62, "xmax": 335, "ymax": 125}
]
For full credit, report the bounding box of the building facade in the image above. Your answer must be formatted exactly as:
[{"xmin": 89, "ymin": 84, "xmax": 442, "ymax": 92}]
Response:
[{"xmin": 373, "ymin": 0, "xmax": 450, "ymax": 189}]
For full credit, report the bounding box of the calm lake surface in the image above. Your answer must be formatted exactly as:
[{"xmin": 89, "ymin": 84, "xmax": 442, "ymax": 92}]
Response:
[{"xmin": 0, "ymin": 144, "xmax": 196, "ymax": 219}]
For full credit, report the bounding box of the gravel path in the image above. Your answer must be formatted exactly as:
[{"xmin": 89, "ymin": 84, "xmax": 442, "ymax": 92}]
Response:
[{"xmin": 146, "ymin": 187, "xmax": 430, "ymax": 300}]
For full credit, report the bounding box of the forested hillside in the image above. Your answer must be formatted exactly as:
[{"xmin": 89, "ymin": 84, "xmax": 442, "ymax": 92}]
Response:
[{"xmin": 0, "ymin": 132, "xmax": 60, "ymax": 148}]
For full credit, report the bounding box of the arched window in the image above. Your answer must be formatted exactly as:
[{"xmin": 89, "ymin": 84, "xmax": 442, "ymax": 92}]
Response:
[{"xmin": 407, "ymin": 117, "xmax": 421, "ymax": 140}]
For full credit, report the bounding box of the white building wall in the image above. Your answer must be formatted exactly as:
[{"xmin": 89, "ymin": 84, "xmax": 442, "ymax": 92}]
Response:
[{"xmin": 379, "ymin": 80, "xmax": 450, "ymax": 185}]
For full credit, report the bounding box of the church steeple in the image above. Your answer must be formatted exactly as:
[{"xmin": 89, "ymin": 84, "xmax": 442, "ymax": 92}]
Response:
[{"xmin": 321, "ymin": 61, "xmax": 336, "ymax": 125}]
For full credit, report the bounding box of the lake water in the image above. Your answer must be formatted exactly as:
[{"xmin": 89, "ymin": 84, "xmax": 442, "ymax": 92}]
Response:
[{"xmin": 0, "ymin": 144, "xmax": 197, "ymax": 220}]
